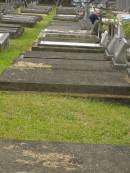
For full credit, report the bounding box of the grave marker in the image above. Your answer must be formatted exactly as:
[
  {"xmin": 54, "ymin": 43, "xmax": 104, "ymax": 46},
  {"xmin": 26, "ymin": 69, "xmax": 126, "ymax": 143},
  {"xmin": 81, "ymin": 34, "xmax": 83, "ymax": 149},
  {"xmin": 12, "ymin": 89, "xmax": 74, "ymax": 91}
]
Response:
[
  {"xmin": 112, "ymin": 38, "xmax": 129, "ymax": 67},
  {"xmin": 0, "ymin": 32, "xmax": 9, "ymax": 51},
  {"xmin": 101, "ymin": 31, "xmax": 109, "ymax": 48}
]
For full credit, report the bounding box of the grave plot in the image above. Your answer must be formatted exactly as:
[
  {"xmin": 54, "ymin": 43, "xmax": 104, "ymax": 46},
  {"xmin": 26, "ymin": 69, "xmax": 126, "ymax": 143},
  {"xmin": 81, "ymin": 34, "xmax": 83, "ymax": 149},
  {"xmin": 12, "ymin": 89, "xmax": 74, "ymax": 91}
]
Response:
[
  {"xmin": 0, "ymin": 23, "xmax": 24, "ymax": 38},
  {"xmin": 0, "ymin": 14, "xmax": 38, "ymax": 27},
  {"xmin": 21, "ymin": 5, "xmax": 52, "ymax": 14},
  {"xmin": 47, "ymin": 20, "xmax": 82, "ymax": 31},
  {"xmin": 20, "ymin": 11, "xmax": 44, "ymax": 21},
  {"xmin": 0, "ymin": 32, "xmax": 9, "ymax": 51},
  {"xmin": 32, "ymin": 40, "xmax": 103, "ymax": 53},
  {"xmin": 32, "ymin": 19, "xmax": 101, "ymax": 52},
  {"xmin": 40, "ymin": 32, "xmax": 99, "ymax": 43},
  {"xmin": 54, "ymin": 14, "xmax": 81, "ymax": 22},
  {"xmin": 0, "ymin": 50, "xmax": 130, "ymax": 97},
  {"xmin": 57, "ymin": 7, "xmax": 76, "ymax": 15},
  {"xmin": 0, "ymin": 140, "xmax": 130, "ymax": 173},
  {"xmin": 21, "ymin": 13, "xmax": 44, "ymax": 21}
]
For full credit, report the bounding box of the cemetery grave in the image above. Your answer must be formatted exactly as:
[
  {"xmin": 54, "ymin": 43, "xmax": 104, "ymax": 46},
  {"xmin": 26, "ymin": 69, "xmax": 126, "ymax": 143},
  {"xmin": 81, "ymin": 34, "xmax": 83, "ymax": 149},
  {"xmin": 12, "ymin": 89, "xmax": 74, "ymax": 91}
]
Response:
[
  {"xmin": 0, "ymin": 23, "xmax": 24, "ymax": 38},
  {"xmin": 0, "ymin": 1, "xmax": 42, "ymax": 27},
  {"xmin": 21, "ymin": 4, "xmax": 52, "ymax": 14},
  {"xmin": 54, "ymin": 14, "xmax": 79, "ymax": 21},
  {"xmin": 0, "ymin": 14, "xmax": 39, "ymax": 27},
  {"xmin": 57, "ymin": 6, "xmax": 77, "ymax": 15},
  {"xmin": 0, "ymin": 32, "xmax": 9, "ymax": 51},
  {"xmin": 0, "ymin": 140, "xmax": 130, "ymax": 173}
]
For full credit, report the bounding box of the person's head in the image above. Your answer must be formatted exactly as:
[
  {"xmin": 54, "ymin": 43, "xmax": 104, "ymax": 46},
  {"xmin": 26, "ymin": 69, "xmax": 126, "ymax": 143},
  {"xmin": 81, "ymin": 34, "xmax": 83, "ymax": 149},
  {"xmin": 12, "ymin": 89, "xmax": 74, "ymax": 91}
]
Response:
[{"xmin": 95, "ymin": 8, "xmax": 101, "ymax": 16}]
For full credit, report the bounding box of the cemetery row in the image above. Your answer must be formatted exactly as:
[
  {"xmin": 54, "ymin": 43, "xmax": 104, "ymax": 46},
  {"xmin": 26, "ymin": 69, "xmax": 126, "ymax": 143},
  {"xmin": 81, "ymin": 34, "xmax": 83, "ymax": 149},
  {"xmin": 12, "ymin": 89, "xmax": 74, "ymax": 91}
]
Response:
[
  {"xmin": 0, "ymin": 1, "xmax": 52, "ymax": 51},
  {"xmin": 0, "ymin": 1, "xmax": 130, "ymax": 98}
]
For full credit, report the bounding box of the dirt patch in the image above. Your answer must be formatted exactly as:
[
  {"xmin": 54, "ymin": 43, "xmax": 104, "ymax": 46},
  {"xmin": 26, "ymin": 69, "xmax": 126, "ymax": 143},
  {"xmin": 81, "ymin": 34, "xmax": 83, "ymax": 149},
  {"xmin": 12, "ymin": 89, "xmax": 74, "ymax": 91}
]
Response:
[
  {"xmin": 16, "ymin": 150, "xmax": 82, "ymax": 170},
  {"xmin": 13, "ymin": 61, "xmax": 52, "ymax": 69},
  {"xmin": 3, "ymin": 144, "xmax": 20, "ymax": 150}
]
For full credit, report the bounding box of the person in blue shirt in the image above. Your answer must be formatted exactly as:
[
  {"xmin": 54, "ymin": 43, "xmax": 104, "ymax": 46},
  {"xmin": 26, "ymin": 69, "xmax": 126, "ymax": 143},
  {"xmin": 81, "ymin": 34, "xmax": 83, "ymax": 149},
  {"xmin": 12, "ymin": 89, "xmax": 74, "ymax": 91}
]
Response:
[{"xmin": 89, "ymin": 9, "xmax": 101, "ymax": 24}]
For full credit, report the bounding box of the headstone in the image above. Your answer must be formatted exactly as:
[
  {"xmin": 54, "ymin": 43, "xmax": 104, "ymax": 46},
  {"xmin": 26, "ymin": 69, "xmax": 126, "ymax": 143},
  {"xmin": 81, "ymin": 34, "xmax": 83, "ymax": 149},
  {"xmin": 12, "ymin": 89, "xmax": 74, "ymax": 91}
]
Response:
[
  {"xmin": 127, "ymin": 68, "xmax": 130, "ymax": 77},
  {"xmin": 101, "ymin": 31, "xmax": 109, "ymax": 48},
  {"xmin": 0, "ymin": 32, "xmax": 9, "ymax": 51},
  {"xmin": 105, "ymin": 34, "xmax": 120, "ymax": 58},
  {"xmin": 112, "ymin": 38, "xmax": 129, "ymax": 67}
]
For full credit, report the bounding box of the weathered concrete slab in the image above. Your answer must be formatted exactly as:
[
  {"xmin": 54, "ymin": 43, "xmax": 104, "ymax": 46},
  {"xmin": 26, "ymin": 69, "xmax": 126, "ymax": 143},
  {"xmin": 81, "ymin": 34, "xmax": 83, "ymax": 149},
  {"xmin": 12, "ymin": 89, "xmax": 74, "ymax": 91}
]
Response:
[
  {"xmin": 0, "ymin": 140, "xmax": 130, "ymax": 173},
  {"xmin": 21, "ymin": 13, "xmax": 43, "ymax": 21},
  {"xmin": 47, "ymin": 23, "xmax": 82, "ymax": 31},
  {"xmin": 41, "ymin": 32, "xmax": 98, "ymax": 43},
  {"xmin": 1, "ymin": 14, "xmax": 37, "ymax": 27},
  {"xmin": 23, "ymin": 51, "xmax": 106, "ymax": 61},
  {"xmin": 44, "ymin": 28, "xmax": 91, "ymax": 35},
  {"xmin": 21, "ymin": 7, "xmax": 50, "ymax": 14},
  {"xmin": 54, "ymin": 14, "xmax": 79, "ymax": 22},
  {"xmin": 0, "ymin": 51, "xmax": 129, "ymax": 96},
  {"xmin": 0, "ymin": 23, "xmax": 24, "ymax": 38},
  {"xmin": 0, "ymin": 33, "xmax": 9, "ymax": 51},
  {"xmin": 32, "ymin": 41, "xmax": 104, "ymax": 53},
  {"xmin": 50, "ymin": 20, "xmax": 81, "ymax": 27},
  {"xmin": 28, "ymin": 4, "xmax": 52, "ymax": 11},
  {"xmin": 57, "ymin": 7, "xmax": 76, "ymax": 15},
  {"xmin": 0, "ymin": 68, "xmax": 129, "ymax": 96},
  {"xmin": 16, "ymin": 55, "xmax": 114, "ymax": 72},
  {"xmin": 45, "ymin": 20, "xmax": 88, "ymax": 34}
]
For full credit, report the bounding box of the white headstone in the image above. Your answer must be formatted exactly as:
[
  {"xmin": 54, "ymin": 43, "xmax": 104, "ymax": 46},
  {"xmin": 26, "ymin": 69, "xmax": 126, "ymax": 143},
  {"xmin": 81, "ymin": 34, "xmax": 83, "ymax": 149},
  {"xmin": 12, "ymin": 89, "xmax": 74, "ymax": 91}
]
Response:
[{"xmin": 101, "ymin": 31, "xmax": 109, "ymax": 48}]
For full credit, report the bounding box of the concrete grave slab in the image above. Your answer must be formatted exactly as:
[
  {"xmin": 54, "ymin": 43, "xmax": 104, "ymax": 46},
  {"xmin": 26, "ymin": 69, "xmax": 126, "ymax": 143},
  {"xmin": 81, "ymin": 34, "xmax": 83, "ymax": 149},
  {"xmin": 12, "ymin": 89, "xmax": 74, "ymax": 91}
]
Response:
[
  {"xmin": 43, "ymin": 28, "xmax": 91, "ymax": 35},
  {"xmin": 0, "ymin": 51, "xmax": 130, "ymax": 97},
  {"xmin": 4, "ymin": 14, "xmax": 40, "ymax": 22},
  {"xmin": 23, "ymin": 51, "xmax": 106, "ymax": 61},
  {"xmin": 0, "ymin": 140, "xmax": 130, "ymax": 173},
  {"xmin": 1, "ymin": 14, "xmax": 37, "ymax": 27},
  {"xmin": 21, "ymin": 13, "xmax": 43, "ymax": 21},
  {"xmin": 0, "ymin": 23, "xmax": 24, "ymax": 38},
  {"xmin": 57, "ymin": 7, "xmax": 76, "ymax": 15},
  {"xmin": 41, "ymin": 32, "xmax": 99, "ymax": 43},
  {"xmin": 54, "ymin": 14, "xmax": 79, "ymax": 22},
  {"xmin": 21, "ymin": 13, "xmax": 46, "ymax": 21},
  {"xmin": 0, "ymin": 32, "xmax": 9, "ymax": 51},
  {"xmin": 21, "ymin": 7, "xmax": 50, "ymax": 14},
  {"xmin": 32, "ymin": 40, "xmax": 104, "ymax": 53},
  {"xmin": 15, "ymin": 55, "xmax": 114, "ymax": 72}
]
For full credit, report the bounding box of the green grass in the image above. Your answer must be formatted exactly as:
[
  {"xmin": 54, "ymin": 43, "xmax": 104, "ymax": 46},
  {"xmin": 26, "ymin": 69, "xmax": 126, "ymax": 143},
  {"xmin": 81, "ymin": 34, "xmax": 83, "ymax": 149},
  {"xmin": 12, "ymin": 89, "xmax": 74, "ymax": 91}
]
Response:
[
  {"xmin": 0, "ymin": 91, "xmax": 130, "ymax": 145},
  {"xmin": 123, "ymin": 21, "xmax": 130, "ymax": 39},
  {"xmin": 0, "ymin": 8, "xmax": 56, "ymax": 73}
]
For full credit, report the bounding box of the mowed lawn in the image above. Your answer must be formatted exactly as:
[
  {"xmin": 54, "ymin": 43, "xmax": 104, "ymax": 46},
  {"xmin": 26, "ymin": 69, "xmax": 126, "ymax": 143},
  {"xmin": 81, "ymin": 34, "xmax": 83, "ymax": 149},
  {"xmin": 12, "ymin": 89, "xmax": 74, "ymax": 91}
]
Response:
[
  {"xmin": 0, "ymin": 8, "xmax": 129, "ymax": 145},
  {"xmin": 0, "ymin": 92, "xmax": 130, "ymax": 145}
]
